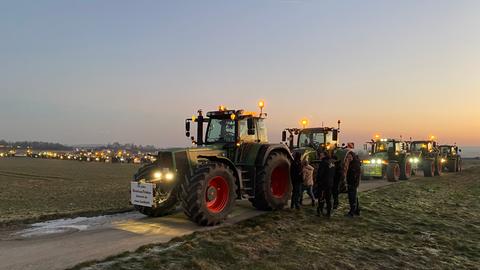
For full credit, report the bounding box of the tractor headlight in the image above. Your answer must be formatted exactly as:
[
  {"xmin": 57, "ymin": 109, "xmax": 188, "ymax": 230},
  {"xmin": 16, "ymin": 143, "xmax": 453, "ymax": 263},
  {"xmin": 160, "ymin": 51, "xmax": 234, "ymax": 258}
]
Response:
[
  {"xmin": 371, "ymin": 159, "xmax": 376, "ymax": 164},
  {"xmin": 413, "ymin": 157, "xmax": 419, "ymax": 163},
  {"xmin": 153, "ymin": 171, "xmax": 162, "ymax": 180},
  {"xmin": 377, "ymin": 159, "xmax": 382, "ymax": 164},
  {"xmin": 165, "ymin": 172, "xmax": 175, "ymax": 181},
  {"xmin": 409, "ymin": 158, "xmax": 413, "ymax": 163},
  {"xmin": 441, "ymin": 158, "xmax": 446, "ymax": 163}
]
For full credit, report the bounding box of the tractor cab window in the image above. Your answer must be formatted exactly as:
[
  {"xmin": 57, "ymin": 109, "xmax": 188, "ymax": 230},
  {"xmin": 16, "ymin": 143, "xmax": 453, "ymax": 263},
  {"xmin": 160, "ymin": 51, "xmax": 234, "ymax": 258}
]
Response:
[
  {"xmin": 440, "ymin": 147, "xmax": 451, "ymax": 155},
  {"xmin": 239, "ymin": 119, "xmax": 257, "ymax": 142},
  {"xmin": 299, "ymin": 132, "xmax": 325, "ymax": 148},
  {"xmin": 256, "ymin": 118, "xmax": 268, "ymax": 142},
  {"xmin": 205, "ymin": 118, "xmax": 236, "ymax": 143},
  {"xmin": 411, "ymin": 142, "xmax": 430, "ymax": 151},
  {"xmin": 325, "ymin": 131, "xmax": 337, "ymax": 145},
  {"xmin": 373, "ymin": 141, "xmax": 394, "ymax": 153}
]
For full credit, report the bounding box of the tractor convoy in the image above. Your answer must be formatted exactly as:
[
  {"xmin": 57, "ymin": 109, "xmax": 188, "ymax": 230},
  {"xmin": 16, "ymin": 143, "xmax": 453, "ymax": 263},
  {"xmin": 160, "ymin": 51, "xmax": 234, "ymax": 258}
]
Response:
[{"xmin": 131, "ymin": 102, "xmax": 462, "ymax": 226}]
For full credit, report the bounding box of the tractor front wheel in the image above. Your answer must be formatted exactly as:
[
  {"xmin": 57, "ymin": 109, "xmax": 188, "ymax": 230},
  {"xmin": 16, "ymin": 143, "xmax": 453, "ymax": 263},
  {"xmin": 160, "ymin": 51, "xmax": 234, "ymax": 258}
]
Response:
[
  {"xmin": 447, "ymin": 159, "xmax": 457, "ymax": 172},
  {"xmin": 399, "ymin": 159, "xmax": 412, "ymax": 180},
  {"xmin": 423, "ymin": 160, "xmax": 434, "ymax": 177},
  {"xmin": 386, "ymin": 163, "xmax": 400, "ymax": 182},
  {"xmin": 134, "ymin": 187, "xmax": 179, "ymax": 217},
  {"xmin": 434, "ymin": 158, "xmax": 442, "ymax": 176},
  {"xmin": 251, "ymin": 152, "xmax": 291, "ymax": 211},
  {"xmin": 181, "ymin": 162, "xmax": 236, "ymax": 226}
]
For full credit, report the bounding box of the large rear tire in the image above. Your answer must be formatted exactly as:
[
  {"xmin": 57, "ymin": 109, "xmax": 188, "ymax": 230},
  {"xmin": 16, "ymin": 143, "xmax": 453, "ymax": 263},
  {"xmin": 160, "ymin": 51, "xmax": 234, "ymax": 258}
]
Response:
[
  {"xmin": 423, "ymin": 160, "xmax": 434, "ymax": 177},
  {"xmin": 399, "ymin": 159, "xmax": 412, "ymax": 180},
  {"xmin": 386, "ymin": 163, "xmax": 400, "ymax": 182},
  {"xmin": 181, "ymin": 162, "xmax": 236, "ymax": 226},
  {"xmin": 251, "ymin": 152, "xmax": 291, "ymax": 211}
]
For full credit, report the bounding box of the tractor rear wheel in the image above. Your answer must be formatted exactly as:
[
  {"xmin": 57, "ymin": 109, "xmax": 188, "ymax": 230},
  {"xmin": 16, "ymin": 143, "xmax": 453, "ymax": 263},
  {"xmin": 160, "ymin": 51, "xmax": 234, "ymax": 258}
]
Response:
[
  {"xmin": 399, "ymin": 159, "xmax": 412, "ymax": 180},
  {"xmin": 447, "ymin": 159, "xmax": 457, "ymax": 172},
  {"xmin": 423, "ymin": 160, "xmax": 434, "ymax": 177},
  {"xmin": 251, "ymin": 152, "xmax": 291, "ymax": 211},
  {"xmin": 386, "ymin": 163, "xmax": 400, "ymax": 182},
  {"xmin": 181, "ymin": 162, "xmax": 236, "ymax": 226},
  {"xmin": 434, "ymin": 158, "xmax": 442, "ymax": 176}
]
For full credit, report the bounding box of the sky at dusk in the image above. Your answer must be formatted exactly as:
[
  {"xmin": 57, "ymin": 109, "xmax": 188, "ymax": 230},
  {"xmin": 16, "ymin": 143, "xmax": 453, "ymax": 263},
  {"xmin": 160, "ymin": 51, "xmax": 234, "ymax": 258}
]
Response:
[{"xmin": 1, "ymin": 0, "xmax": 479, "ymax": 147}]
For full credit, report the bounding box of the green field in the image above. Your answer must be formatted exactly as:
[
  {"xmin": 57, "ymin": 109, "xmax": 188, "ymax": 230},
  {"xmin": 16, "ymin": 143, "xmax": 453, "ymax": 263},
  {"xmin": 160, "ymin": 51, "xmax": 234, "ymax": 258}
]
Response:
[
  {"xmin": 75, "ymin": 161, "xmax": 480, "ymax": 270},
  {"xmin": 0, "ymin": 158, "xmax": 140, "ymax": 225}
]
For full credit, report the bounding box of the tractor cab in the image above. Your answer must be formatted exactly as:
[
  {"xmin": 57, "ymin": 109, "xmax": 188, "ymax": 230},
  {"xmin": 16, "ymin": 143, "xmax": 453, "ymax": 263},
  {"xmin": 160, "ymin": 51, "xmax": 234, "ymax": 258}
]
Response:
[
  {"xmin": 185, "ymin": 106, "xmax": 268, "ymax": 148},
  {"xmin": 410, "ymin": 140, "xmax": 438, "ymax": 155},
  {"xmin": 283, "ymin": 127, "xmax": 339, "ymax": 151},
  {"xmin": 367, "ymin": 138, "xmax": 408, "ymax": 157},
  {"xmin": 439, "ymin": 145, "xmax": 460, "ymax": 157}
]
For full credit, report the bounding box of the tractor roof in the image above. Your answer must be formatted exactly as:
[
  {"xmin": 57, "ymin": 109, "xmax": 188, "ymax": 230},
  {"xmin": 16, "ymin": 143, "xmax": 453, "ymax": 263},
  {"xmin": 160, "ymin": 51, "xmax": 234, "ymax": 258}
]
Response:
[{"xmin": 206, "ymin": 109, "xmax": 262, "ymax": 119}]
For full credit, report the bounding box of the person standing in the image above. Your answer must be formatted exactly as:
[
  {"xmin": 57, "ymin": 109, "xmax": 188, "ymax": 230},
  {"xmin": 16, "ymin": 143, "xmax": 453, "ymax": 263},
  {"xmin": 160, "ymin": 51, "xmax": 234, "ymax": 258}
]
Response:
[
  {"xmin": 290, "ymin": 152, "xmax": 303, "ymax": 210},
  {"xmin": 316, "ymin": 151, "xmax": 335, "ymax": 217},
  {"xmin": 346, "ymin": 153, "xmax": 361, "ymax": 217},
  {"xmin": 332, "ymin": 155, "xmax": 343, "ymax": 209},
  {"xmin": 301, "ymin": 159, "xmax": 316, "ymax": 206}
]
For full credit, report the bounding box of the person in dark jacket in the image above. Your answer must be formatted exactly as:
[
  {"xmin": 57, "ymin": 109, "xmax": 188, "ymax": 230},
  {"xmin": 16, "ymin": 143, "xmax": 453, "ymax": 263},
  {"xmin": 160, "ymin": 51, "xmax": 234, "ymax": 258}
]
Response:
[
  {"xmin": 332, "ymin": 155, "xmax": 343, "ymax": 209},
  {"xmin": 346, "ymin": 153, "xmax": 361, "ymax": 217},
  {"xmin": 290, "ymin": 152, "xmax": 303, "ymax": 210},
  {"xmin": 316, "ymin": 151, "xmax": 335, "ymax": 217}
]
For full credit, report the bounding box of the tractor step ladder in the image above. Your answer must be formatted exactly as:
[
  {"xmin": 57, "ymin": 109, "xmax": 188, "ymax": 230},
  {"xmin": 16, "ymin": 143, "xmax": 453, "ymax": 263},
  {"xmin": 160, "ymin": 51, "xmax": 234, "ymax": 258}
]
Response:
[{"xmin": 239, "ymin": 166, "xmax": 255, "ymax": 199}]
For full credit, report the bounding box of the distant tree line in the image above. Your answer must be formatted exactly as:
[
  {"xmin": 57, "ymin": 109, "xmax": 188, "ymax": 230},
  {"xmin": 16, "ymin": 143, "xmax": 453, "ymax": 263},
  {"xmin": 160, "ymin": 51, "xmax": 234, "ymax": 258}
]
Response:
[
  {"xmin": 0, "ymin": 139, "xmax": 159, "ymax": 152},
  {"xmin": 0, "ymin": 140, "xmax": 73, "ymax": 150}
]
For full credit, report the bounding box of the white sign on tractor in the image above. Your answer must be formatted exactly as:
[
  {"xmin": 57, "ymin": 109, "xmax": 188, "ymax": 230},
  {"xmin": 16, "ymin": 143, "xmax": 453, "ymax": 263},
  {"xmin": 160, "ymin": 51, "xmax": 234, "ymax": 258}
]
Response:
[{"xmin": 130, "ymin": 182, "xmax": 154, "ymax": 207}]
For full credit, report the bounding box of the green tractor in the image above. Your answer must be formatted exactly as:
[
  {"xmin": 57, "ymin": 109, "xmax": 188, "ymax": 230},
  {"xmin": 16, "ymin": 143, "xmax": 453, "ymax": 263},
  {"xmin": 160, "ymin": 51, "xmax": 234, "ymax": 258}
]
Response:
[
  {"xmin": 361, "ymin": 137, "xmax": 411, "ymax": 181},
  {"xmin": 281, "ymin": 121, "xmax": 355, "ymax": 192},
  {"xmin": 131, "ymin": 103, "xmax": 293, "ymax": 226},
  {"xmin": 409, "ymin": 139, "xmax": 442, "ymax": 177},
  {"xmin": 439, "ymin": 145, "xmax": 462, "ymax": 172}
]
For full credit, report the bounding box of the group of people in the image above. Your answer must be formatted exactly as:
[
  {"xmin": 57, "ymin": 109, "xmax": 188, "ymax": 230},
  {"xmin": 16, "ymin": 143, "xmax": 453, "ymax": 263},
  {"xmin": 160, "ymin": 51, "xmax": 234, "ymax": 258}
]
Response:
[{"xmin": 290, "ymin": 151, "xmax": 361, "ymax": 218}]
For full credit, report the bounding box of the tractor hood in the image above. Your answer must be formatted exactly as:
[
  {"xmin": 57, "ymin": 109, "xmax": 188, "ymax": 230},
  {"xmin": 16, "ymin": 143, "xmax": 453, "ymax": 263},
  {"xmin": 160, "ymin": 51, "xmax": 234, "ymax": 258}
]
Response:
[
  {"xmin": 135, "ymin": 146, "xmax": 227, "ymax": 182},
  {"xmin": 367, "ymin": 152, "xmax": 388, "ymax": 161}
]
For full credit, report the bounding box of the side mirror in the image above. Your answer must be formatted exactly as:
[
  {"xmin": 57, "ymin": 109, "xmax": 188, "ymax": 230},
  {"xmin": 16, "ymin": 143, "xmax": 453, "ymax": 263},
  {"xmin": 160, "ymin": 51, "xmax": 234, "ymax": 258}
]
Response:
[
  {"xmin": 332, "ymin": 130, "xmax": 338, "ymax": 141},
  {"xmin": 185, "ymin": 121, "xmax": 191, "ymax": 137},
  {"xmin": 281, "ymin": 131, "xmax": 287, "ymax": 142},
  {"xmin": 247, "ymin": 118, "xmax": 255, "ymax": 135}
]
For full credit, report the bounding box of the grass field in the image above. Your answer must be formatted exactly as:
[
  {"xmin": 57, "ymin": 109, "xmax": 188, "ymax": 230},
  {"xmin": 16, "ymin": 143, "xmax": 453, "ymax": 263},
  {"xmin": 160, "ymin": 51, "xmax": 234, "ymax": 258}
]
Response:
[
  {"xmin": 75, "ymin": 161, "xmax": 480, "ymax": 270},
  {"xmin": 0, "ymin": 158, "xmax": 140, "ymax": 225}
]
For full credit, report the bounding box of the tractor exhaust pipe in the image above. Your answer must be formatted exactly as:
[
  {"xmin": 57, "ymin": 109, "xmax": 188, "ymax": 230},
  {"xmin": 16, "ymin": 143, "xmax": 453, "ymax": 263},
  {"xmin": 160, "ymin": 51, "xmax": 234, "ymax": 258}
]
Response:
[{"xmin": 196, "ymin": 110, "xmax": 204, "ymax": 145}]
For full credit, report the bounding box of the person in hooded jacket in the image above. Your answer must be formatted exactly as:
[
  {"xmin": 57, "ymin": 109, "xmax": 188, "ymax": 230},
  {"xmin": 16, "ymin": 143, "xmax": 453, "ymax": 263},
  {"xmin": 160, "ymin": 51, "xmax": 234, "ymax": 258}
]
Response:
[
  {"xmin": 300, "ymin": 159, "xmax": 315, "ymax": 206},
  {"xmin": 316, "ymin": 151, "xmax": 336, "ymax": 217}
]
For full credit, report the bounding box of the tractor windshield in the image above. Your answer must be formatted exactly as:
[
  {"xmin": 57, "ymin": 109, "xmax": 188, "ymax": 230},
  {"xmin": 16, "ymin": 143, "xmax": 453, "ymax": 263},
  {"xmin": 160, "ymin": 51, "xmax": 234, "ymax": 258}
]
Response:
[
  {"xmin": 411, "ymin": 142, "xmax": 430, "ymax": 151},
  {"xmin": 299, "ymin": 132, "xmax": 325, "ymax": 148},
  {"xmin": 440, "ymin": 146, "xmax": 452, "ymax": 155},
  {"xmin": 205, "ymin": 118, "xmax": 236, "ymax": 144},
  {"xmin": 373, "ymin": 141, "xmax": 394, "ymax": 153}
]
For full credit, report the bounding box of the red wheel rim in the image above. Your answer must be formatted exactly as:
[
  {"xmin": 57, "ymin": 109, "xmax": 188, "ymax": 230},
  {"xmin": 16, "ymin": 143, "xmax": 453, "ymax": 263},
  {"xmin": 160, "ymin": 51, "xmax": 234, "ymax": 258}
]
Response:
[
  {"xmin": 271, "ymin": 164, "xmax": 289, "ymax": 198},
  {"xmin": 406, "ymin": 162, "xmax": 412, "ymax": 177},
  {"xmin": 205, "ymin": 176, "xmax": 229, "ymax": 213}
]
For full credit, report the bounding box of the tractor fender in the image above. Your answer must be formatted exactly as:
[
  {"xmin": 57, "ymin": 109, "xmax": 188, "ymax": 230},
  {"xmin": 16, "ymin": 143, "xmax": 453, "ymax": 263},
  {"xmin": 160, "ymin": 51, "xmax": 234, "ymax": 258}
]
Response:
[
  {"xmin": 197, "ymin": 155, "xmax": 241, "ymax": 182},
  {"xmin": 256, "ymin": 144, "xmax": 293, "ymax": 166}
]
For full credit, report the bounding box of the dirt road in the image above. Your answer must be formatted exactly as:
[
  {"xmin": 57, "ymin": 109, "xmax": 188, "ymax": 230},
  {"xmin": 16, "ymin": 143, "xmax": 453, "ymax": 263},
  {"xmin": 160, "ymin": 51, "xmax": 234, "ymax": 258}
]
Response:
[{"xmin": 0, "ymin": 177, "xmax": 409, "ymax": 270}]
